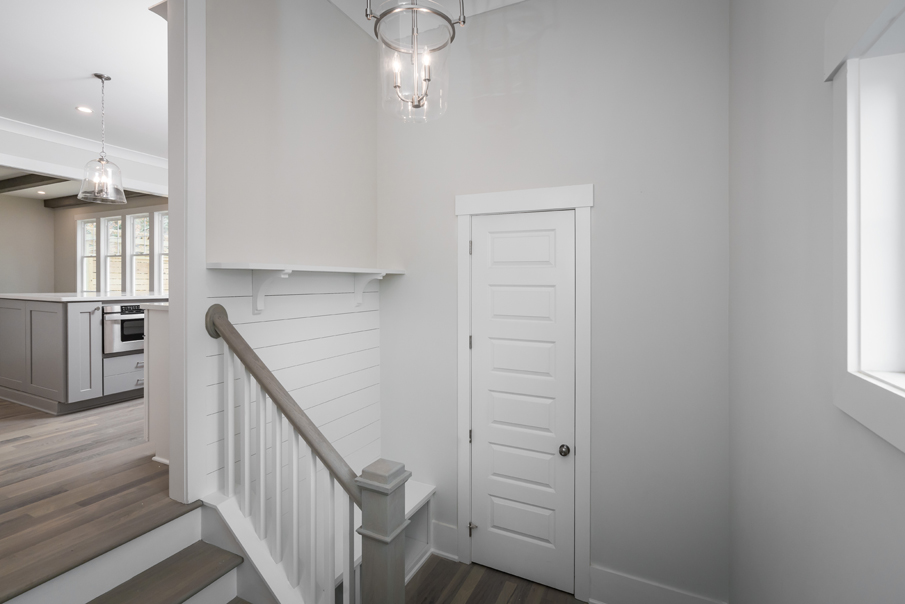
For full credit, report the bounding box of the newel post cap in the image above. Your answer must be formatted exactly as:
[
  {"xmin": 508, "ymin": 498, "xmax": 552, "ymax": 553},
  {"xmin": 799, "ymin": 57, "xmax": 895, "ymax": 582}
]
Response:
[{"xmin": 356, "ymin": 458, "xmax": 411, "ymax": 494}]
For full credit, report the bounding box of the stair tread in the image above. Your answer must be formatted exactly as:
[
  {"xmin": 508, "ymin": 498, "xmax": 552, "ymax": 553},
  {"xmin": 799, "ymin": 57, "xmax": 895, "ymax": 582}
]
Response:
[{"xmin": 88, "ymin": 540, "xmax": 243, "ymax": 604}]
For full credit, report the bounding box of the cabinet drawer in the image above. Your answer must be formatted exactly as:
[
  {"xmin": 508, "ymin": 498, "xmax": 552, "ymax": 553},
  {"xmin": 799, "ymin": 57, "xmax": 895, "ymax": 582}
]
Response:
[
  {"xmin": 104, "ymin": 353, "xmax": 145, "ymax": 378},
  {"xmin": 104, "ymin": 370, "xmax": 144, "ymax": 396}
]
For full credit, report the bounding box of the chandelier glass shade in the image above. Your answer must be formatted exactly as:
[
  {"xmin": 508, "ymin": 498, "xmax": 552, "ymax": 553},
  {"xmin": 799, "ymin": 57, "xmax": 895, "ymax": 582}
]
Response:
[
  {"xmin": 78, "ymin": 73, "xmax": 127, "ymax": 204},
  {"xmin": 369, "ymin": 0, "xmax": 464, "ymax": 123},
  {"xmin": 79, "ymin": 158, "xmax": 126, "ymax": 204}
]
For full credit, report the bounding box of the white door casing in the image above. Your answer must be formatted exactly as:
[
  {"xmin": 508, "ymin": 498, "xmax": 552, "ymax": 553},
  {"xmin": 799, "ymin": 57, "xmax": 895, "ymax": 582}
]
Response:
[{"xmin": 470, "ymin": 210, "xmax": 576, "ymax": 592}]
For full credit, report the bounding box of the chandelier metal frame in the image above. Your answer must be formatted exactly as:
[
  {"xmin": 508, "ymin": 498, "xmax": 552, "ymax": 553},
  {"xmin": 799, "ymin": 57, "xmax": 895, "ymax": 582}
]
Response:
[{"xmin": 366, "ymin": 0, "xmax": 465, "ymax": 112}]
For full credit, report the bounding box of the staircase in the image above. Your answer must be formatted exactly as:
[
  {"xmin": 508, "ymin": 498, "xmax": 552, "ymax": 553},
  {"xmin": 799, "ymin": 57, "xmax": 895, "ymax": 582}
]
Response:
[
  {"xmin": 201, "ymin": 304, "xmax": 417, "ymax": 604},
  {"xmin": 87, "ymin": 541, "xmax": 244, "ymax": 604},
  {"xmin": 5, "ymin": 504, "xmax": 275, "ymax": 604},
  {"xmin": 7, "ymin": 304, "xmax": 427, "ymax": 604}
]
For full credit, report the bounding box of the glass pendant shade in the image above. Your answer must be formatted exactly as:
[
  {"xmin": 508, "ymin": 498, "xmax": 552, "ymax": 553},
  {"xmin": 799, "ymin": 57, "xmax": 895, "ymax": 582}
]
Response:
[
  {"xmin": 78, "ymin": 158, "xmax": 127, "ymax": 204},
  {"xmin": 376, "ymin": 0, "xmax": 454, "ymax": 123}
]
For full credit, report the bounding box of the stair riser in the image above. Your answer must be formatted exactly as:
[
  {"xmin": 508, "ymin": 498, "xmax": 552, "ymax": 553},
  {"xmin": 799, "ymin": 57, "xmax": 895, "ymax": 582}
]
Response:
[
  {"xmin": 8, "ymin": 508, "xmax": 202, "ymax": 604},
  {"xmin": 184, "ymin": 569, "xmax": 238, "ymax": 604}
]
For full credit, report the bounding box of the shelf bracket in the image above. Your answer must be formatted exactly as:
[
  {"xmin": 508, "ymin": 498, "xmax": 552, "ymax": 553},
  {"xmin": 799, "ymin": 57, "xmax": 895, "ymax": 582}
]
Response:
[
  {"xmin": 251, "ymin": 269, "xmax": 292, "ymax": 315},
  {"xmin": 353, "ymin": 273, "xmax": 386, "ymax": 307}
]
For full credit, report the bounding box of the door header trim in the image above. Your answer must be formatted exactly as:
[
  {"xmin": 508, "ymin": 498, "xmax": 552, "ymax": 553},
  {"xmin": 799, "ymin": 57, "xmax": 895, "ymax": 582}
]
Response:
[{"xmin": 455, "ymin": 184, "xmax": 594, "ymax": 216}]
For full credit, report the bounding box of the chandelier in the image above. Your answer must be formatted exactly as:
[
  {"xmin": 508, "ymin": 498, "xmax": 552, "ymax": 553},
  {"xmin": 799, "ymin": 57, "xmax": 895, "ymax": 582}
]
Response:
[
  {"xmin": 78, "ymin": 73, "xmax": 126, "ymax": 204},
  {"xmin": 367, "ymin": 0, "xmax": 465, "ymax": 123}
]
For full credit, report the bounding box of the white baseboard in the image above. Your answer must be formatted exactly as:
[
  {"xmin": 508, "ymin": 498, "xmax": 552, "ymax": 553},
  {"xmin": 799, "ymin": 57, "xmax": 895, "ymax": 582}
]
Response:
[
  {"xmin": 589, "ymin": 565, "xmax": 725, "ymax": 604},
  {"xmin": 431, "ymin": 520, "xmax": 459, "ymax": 561}
]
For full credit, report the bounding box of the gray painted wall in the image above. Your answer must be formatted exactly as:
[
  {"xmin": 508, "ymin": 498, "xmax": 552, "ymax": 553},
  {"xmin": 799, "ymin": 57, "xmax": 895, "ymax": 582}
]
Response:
[
  {"xmin": 205, "ymin": 0, "xmax": 379, "ymax": 268},
  {"xmin": 0, "ymin": 193, "xmax": 54, "ymax": 293},
  {"xmin": 729, "ymin": 0, "xmax": 905, "ymax": 602},
  {"xmin": 377, "ymin": 0, "xmax": 730, "ymax": 601}
]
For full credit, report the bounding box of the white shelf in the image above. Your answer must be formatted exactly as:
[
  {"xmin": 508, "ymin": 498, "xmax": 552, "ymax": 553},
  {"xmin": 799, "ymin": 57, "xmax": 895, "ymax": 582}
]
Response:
[
  {"xmin": 405, "ymin": 480, "xmax": 436, "ymax": 520},
  {"xmin": 207, "ymin": 262, "xmax": 405, "ymax": 274},
  {"xmin": 207, "ymin": 262, "xmax": 405, "ymax": 314}
]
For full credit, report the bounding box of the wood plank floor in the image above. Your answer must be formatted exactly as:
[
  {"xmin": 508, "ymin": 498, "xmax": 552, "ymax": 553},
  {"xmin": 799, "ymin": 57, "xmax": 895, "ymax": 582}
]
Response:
[
  {"xmin": 406, "ymin": 555, "xmax": 582, "ymax": 604},
  {"xmin": 0, "ymin": 398, "xmax": 201, "ymax": 603}
]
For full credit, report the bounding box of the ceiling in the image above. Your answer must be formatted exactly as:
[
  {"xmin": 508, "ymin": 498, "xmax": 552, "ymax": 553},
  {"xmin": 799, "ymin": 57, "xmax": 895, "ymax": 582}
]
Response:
[
  {"xmin": 0, "ymin": 176, "xmax": 82, "ymax": 201},
  {"xmin": 329, "ymin": 0, "xmax": 529, "ymax": 37},
  {"xmin": 0, "ymin": 0, "xmax": 168, "ymax": 159},
  {"xmin": 0, "ymin": 0, "xmax": 523, "ymax": 170}
]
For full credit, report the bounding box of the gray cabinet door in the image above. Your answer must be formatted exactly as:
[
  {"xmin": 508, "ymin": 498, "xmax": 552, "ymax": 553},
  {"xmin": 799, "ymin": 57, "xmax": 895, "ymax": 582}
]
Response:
[
  {"xmin": 0, "ymin": 299, "xmax": 26, "ymax": 390},
  {"xmin": 24, "ymin": 301, "xmax": 66, "ymax": 402},
  {"xmin": 67, "ymin": 302, "xmax": 104, "ymax": 403}
]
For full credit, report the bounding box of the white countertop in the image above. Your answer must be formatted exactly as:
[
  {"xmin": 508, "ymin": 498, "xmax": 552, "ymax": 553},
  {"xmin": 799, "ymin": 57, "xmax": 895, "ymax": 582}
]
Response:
[
  {"xmin": 141, "ymin": 302, "xmax": 169, "ymax": 311},
  {"xmin": 0, "ymin": 293, "xmax": 169, "ymax": 303}
]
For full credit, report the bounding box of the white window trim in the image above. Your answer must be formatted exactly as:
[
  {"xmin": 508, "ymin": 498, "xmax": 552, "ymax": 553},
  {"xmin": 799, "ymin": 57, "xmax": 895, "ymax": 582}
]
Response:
[
  {"xmin": 455, "ymin": 184, "xmax": 593, "ymax": 601},
  {"xmin": 126, "ymin": 213, "xmax": 153, "ymax": 296},
  {"xmin": 100, "ymin": 215, "xmax": 123, "ymax": 294},
  {"xmin": 77, "ymin": 217, "xmax": 99, "ymax": 293},
  {"xmin": 155, "ymin": 211, "xmax": 169, "ymax": 295},
  {"xmin": 75, "ymin": 204, "xmax": 168, "ymax": 295},
  {"xmin": 830, "ymin": 0, "xmax": 905, "ymax": 454}
]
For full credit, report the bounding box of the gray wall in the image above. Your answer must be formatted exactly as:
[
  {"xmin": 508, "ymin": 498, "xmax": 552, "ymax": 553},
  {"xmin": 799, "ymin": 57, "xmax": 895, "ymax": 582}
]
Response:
[
  {"xmin": 52, "ymin": 196, "xmax": 167, "ymax": 292},
  {"xmin": 377, "ymin": 0, "xmax": 730, "ymax": 601},
  {"xmin": 729, "ymin": 0, "xmax": 905, "ymax": 602},
  {"xmin": 0, "ymin": 193, "xmax": 55, "ymax": 293},
  {"xmin": 205, "ymin": 0, "xmax": 379, "ymax": 268}
]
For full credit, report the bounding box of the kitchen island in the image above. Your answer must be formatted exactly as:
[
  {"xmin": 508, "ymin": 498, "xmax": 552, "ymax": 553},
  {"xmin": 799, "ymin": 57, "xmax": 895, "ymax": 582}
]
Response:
[{"xmin": 0, "ymin": 293, "xmax": 168, "ymax": 414}]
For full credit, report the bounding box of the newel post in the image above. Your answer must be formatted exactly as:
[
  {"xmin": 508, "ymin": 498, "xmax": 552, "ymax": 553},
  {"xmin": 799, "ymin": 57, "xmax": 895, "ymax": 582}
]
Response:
[{"xmin": 355, "ymin": 459, "xmax": 411, "ymax": 604}]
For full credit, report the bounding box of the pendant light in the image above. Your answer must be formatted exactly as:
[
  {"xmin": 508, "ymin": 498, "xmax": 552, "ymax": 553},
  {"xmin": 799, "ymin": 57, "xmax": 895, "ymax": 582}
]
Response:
[
  {"xmin": 78, "ymin": 73, "xmax": 126, "ymax": 204},
  {"xmin": 366, "ymin": 0, "xmax": 465, "ymax": 123}
]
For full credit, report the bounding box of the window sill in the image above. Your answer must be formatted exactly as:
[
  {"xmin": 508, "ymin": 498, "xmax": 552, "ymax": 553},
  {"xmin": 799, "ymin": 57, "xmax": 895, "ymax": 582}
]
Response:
[
  {"xmin": 860, "ymin": 370, "xmax": 905, "ymax": 396},
  {"xmin": 835, "ymin": 369, "xmax": 905, "ymax": 455}
]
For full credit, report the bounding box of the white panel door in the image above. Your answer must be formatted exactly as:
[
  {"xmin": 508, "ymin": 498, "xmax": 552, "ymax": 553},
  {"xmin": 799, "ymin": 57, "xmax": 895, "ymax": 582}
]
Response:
[{"xmin": 471, "ymin": 210, "xmax": 576, "ymax": 592}]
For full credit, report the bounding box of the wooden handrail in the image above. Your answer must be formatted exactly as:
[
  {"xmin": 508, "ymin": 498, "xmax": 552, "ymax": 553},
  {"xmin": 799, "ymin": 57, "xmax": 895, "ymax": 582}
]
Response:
[{"xmin": 205, "ymin": 304, "xmax": 363, "ymax": 508}]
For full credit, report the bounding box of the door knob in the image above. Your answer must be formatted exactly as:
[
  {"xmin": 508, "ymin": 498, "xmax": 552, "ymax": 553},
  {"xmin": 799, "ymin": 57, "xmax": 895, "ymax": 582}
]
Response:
[{"xmin": 559, "ymin": 444, "xmax": 571, "ymax": 457}]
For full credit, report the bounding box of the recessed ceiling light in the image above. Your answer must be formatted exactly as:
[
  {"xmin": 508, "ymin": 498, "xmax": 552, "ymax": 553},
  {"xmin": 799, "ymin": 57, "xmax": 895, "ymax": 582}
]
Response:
[
  {"xmin": 77, "ymin": 106, "xmax": 93, "ymax": 113},
  {"xmin": 37, "ymin": 191, "xmax": 46, "ymax": 195}
]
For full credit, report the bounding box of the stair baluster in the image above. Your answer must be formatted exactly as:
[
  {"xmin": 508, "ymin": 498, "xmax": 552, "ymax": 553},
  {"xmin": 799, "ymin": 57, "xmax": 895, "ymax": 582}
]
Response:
[{"xmin": 207, "ymin": 303, "xmax": 409, "ymax": 604}]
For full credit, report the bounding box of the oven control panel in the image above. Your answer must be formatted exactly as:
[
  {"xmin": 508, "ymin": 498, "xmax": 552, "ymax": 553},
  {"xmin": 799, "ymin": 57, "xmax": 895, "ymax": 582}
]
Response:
[{"xmin": 120, "ymin": 305, "xmax": 143, "ymax": 315}]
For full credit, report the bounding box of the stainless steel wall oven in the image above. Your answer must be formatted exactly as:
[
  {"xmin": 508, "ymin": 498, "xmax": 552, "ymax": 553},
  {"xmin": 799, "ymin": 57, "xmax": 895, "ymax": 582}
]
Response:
[{"xmin": 102, "ymin": 304, "xmax": 145, "ymax": 354}]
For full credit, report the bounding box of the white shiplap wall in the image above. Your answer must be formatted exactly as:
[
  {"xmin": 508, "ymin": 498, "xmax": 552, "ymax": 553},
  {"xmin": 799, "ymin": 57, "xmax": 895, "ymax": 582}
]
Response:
[{"xmin": 203, "ymin": 270, "xmax": 382, "ymax": 504}]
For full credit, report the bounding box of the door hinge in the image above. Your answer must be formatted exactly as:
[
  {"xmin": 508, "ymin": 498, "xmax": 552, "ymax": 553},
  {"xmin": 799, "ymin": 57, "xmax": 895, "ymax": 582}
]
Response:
[
  {"xmin": 468, "ymin": 522, "xmax": 477, "ymax": 537},
  {"xmin": 469, "ymin": 429, "xmax": 472, "ymax": 444},
  {"xmin": 469, "ymin": 241, "xmax": 472, "ymax": 255},
  {"xmin": 469, "ymin": 335, "xmax": 472, "ymax": 349}
]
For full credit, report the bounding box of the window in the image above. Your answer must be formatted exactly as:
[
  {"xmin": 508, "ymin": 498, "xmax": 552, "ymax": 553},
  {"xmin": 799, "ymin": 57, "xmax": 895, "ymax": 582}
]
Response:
[
  {"xmin": 855, "ymin": 53, "xmax": 905, "ymax": 388},
  {"xmin": 78, "ymin": 219, "xmax": 98, "ymax": 292},
  {"xmin": 129, "ymin": 214, "xmax": 151, "ymax": 294},
  {"xmin": 156, "ymin": 212, "xmax": 169, "ymax": 294},
  {"xmin": 76, "ymin": 206, "xmax": 168, "ymax": 295},
  {"xmin": 829, "ymin": 0, "xmax": 905, "ymax": 454},
  {"xmin": 102, "ymin": 217, "xmax": 123, "ymax": 293}
]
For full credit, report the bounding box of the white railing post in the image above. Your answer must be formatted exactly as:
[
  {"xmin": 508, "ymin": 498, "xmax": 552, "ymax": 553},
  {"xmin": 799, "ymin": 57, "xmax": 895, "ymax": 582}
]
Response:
[
  {"xmin": 355, "ymin": 459, "xmax": 411, "ymax": 604},
  {"xmin": 291, "ymin": 430, "xmax": 301, "ymax": 587},
  {"xmin": 242, "ymin": 368, "xmax": 252, "ymax": 516},
  {"xmin": 343, "ymin": 491, "xmax": 355, "ymax": 604},
  {"xmin": 273, "ymin": 406, "xmax": 283, "ymax": 562},
  {"xmin": 325, "ymin": 475, "xmax": 336, "ymax": 604},
  {"xmin": 308, "ymin": 451, "xmax": 318, "ymax": 604},
  {"xmin": 223, "ymin": 347, "xmax": 235, "ymax": 497},
  {"xmin": 256, "ymin": 382, "xmax": 267, "ymax": 539}
]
